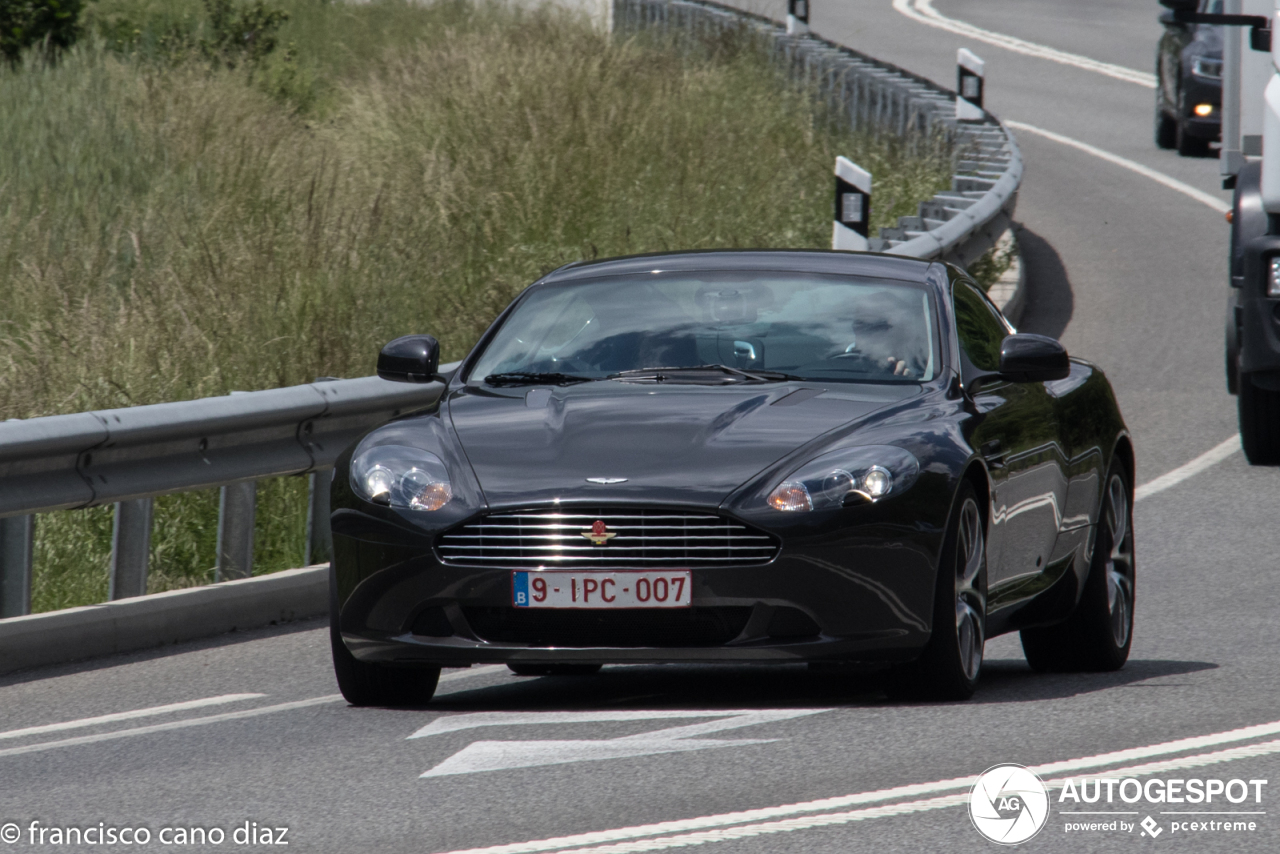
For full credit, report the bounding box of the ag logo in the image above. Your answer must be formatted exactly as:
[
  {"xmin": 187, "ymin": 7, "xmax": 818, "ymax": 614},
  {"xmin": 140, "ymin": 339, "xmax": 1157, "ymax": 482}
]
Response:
[{"xmin": 969, "ymin": 764, "xmax": 1050, "ymax": 845}]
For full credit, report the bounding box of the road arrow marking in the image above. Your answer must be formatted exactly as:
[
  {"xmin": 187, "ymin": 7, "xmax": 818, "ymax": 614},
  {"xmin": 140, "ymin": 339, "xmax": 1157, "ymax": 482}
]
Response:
[{"xmin": 410, "ymin": 709, "xmax": 830, "ymax": 778}]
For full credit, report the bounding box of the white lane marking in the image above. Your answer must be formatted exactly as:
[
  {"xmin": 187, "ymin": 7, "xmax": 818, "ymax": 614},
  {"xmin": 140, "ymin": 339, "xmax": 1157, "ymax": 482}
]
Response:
[
  {"xmin": 410, "ymin": 710, "xmax": 759, "ymax": 739},
  {"xmin": 1004, "ymin": 120, "xmax": 1231, "ymax": 214},
  {"xmin": 550, "ymin": 739, "xmax": 1280, "ymax": 854},
  {"xmin": 434, "ymin": 715, "xmax": 1280, "ymax": 854},
  {"xmin": 0, "ymin": 695, "xmax": 342, "ymax": 759},
  {"xmin": 891, "ymin": 0, "xmax": 1155, "ymax": 88},
  {"xmin": 414, "ymin": 710, "xmax": 829, "ymax": 777},
  {"xmin": 1136, "ymin": 435, "xmax": 1242, "ymax": 502},
  {"xmin": 440, "ymin": 664, "xmax": 508, "ymax": 685},
  {"xmin": 0, "ymin": 664, "xmax": 508, "ymax": 760},
  {"xmin": 0, "ymin": 694, "xmax": 264, "ymax": 741}
]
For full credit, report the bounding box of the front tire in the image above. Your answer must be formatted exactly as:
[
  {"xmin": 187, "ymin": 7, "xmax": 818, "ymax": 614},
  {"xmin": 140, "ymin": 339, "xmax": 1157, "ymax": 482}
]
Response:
[
  {"xmin": 886, "ymin": 482, "xmax": 986, "ymax": 701},
  {"xmin": 330, "ymin": 574, "xmax": 440, "ymax": 706},
  {"xmin": 1021, "ymin": 466, "xmax": 1134, "ymax": 672},
  {"xmin": 1175, "ymin": 88, "xmax": 1210, "ymax": 157},
  {"xmin": 1239, "ymin": 373, "xmax": 1280, "ymax": 464},
  {"xmin": 1155, "ymin": 86, "xmax": 1176, "ymax": 149}
]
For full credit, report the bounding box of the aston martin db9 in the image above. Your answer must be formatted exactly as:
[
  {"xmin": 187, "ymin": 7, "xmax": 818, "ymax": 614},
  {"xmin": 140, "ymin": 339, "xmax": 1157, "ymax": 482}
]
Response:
[{"xmin": 329, "ymin": 250, "xmax": 1134, "ymax": 703}]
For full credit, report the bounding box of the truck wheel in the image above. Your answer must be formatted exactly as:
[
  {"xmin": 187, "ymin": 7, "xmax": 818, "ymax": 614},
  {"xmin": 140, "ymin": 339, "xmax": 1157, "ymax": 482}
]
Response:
[
  {"xmin": 1021, "ymin": 466, "xmax": 1134, "ymax": 672},
  {"xmin": 1239, "ymin": 374, "xmax": 1280, "ymax": 465},
  {"xmin": 331, "ymin": 571, "xmax": 440, "ymax": 706}
]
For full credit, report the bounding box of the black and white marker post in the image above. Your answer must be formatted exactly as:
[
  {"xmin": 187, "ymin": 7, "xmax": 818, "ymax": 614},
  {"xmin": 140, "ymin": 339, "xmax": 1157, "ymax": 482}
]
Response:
[
  {"xmin": 833, "ymin": 156, "xmax": 871, "ymax": 252},
  {"xmin": 787, "ymin": 0, "xmax": 809, "ymax": 36},
  {"xmin": 956, "ymin": 48, "xmax": 985, "ymax": 121}
]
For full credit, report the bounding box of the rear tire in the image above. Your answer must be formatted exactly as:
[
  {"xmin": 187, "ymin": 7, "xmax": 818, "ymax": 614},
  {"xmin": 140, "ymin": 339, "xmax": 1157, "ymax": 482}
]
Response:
[
  {"xmin": 330, "ymin": 575, "xmax": 440, "ymax": 706},
  {"xmin": 1239, "ymin": 373, "xmax": 1280, "ymax": 464},
  {"xmin": 1021, "ymin": 466, "xmax": 1134, "ymax": 672},
  {"xmin": 508, "ymin": 663, "xmax": 603, "ymax": 676},
  {"xmin": 885, "ymin": 482, "xmax": 986, "ymax": 701}
]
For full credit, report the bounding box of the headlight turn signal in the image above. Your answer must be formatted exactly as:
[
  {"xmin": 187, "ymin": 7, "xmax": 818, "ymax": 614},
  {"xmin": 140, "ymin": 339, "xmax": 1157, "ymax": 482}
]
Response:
[
  {"xmin": 767, "ymin": 446, "xmax": 919, "ymax": 512},
  {"xmin": 351, "ymin": 445, "xmax": 453, "ymax": 511}
]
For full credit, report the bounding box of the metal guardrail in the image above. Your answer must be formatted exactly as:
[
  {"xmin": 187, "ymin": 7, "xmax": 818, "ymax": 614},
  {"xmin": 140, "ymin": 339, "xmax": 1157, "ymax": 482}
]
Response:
[
  {"xmin": 0, "ymin": 1, "xmax": 1023, "ymax": 622},
  {"xmin": 615, "ymin": 0, "xmax": 1023, "ymax": 267},
  {"xmin": 0, "ymin": 375, "xmax": 449, "ymax": 616}
]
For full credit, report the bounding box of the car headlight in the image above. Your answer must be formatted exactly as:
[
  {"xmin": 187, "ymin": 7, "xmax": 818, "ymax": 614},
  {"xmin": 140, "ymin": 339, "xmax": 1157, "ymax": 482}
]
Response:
[
  {"xmin": 1192, "ymin": 56, "xmax": 1222, "ymax": 80},
  {"xmin": 767, "ymin": 445, "xmax": 920, "ymax": 511},
  {"xmin": 350, "ymin": 445, "xmax": 453, "ymax": 511}
]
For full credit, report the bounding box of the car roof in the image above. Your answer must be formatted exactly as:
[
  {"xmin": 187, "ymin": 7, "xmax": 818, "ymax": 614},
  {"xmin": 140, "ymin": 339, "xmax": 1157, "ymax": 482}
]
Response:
[{"xmin": 540, "ymin": 249, "xmax": 936, "ymax": 286}]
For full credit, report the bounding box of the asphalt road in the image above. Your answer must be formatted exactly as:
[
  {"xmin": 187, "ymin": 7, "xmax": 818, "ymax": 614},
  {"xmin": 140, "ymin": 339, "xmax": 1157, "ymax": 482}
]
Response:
[{"xmin": 4, "ymin": 2, "xmax": 1279, "ymax": 852}]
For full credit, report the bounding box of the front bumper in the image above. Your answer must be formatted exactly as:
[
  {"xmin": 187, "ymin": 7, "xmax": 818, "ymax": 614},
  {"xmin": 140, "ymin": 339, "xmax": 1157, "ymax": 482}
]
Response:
[{"xmin": 332, "ymin": 516, "xmax": 942, "ymax": 667}]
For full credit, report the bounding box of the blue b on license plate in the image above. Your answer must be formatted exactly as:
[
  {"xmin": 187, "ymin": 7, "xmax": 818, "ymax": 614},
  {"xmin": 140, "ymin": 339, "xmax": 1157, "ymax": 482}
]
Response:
[{"xmin": 512, "ymin": 570, "xmax": 691, "ymax": 609}]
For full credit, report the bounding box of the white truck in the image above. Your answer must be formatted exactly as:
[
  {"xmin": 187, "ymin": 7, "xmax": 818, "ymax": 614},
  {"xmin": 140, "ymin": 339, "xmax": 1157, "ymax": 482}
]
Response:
[{"xmin": 1172, "ymin": 0, "xmax": 1280, "ymax": 462}]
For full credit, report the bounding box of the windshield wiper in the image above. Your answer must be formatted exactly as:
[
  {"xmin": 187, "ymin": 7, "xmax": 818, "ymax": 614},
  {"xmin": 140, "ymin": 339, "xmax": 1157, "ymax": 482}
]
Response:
[
  {"xmin": 483, "ymin": 371, "xmax": 598, "ymax": 386},
  {"xmin": 610, "ymin": 365, "xmax": 803, "ymax": 384}
]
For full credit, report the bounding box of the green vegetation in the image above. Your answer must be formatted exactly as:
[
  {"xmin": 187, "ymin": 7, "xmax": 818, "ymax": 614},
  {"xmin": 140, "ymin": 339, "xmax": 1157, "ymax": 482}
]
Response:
[
  {"xmin": 0, "ymin": 0, "xmax": 952, "ymax": 612},
  {"xmin": 0, "ymin": 0, "xmax": 83, "ymax": 66}
]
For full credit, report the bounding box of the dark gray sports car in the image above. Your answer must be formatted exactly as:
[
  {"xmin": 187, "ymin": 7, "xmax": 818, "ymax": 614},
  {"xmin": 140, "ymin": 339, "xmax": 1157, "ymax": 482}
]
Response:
[{"xmin": 328, "ymin": 250, "xmax": 1134, "ymax": 704}]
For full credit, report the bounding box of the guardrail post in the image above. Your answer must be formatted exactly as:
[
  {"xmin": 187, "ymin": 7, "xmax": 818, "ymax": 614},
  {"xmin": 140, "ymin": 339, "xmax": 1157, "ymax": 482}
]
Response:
[
  {"xmin": 216, "ymin": 482, "xmax": 256, "ymax": 581},
  {"xmin": 305, "ymin": 469, "xmax": 334, "ymax": 567},
  {"xmin": 787, "ymin": 0, "xmax": 809, "ymax": 36},
  {"xmin": 833, "ymin": 156, "xmax": 871, "ymax": 251},
  {"xmin": 109, "ymin": 498, "xmax": 153, "ymax": 600},
  {"xmin": 0, "ymin": 515, "xmax": 34, "ymax": 617},
  {"xmin": 956, "ymin": 48, "xmax": 985, "ymax": 121}
]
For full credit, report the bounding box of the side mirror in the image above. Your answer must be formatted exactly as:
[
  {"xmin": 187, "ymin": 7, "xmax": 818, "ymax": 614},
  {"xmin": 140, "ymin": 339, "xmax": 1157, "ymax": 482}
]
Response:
[
  {"xmin": 1157, "ymin": 0, "xmax": 1196, "ymax": 11},
  {"xmin": 377, "ymin": 334, "xmax": 442, "ymax": 383},
  {"xmin": 999, "ymin": 333, "xmax": 1070, "ymax": 382}
]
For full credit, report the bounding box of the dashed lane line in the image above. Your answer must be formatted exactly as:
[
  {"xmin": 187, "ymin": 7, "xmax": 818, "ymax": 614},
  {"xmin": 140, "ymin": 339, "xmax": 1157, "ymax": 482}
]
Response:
[
  {"xmin": 434, "ymin": 716, "xmax": 1280, "ymax": 854},
  {"xmin": 0, "ymin": 693, "xmax": 264, "ymax": 741},
  {"xmin": 0, "ymin": 665, "xmax": 506, "ymax": 760},
  {"xmin": 891, "ymin": 0, "xmax": 1156, "ymax": 88}
]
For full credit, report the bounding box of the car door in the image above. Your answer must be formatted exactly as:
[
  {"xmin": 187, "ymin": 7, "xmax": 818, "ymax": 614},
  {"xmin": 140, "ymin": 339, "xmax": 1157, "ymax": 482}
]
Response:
[{"xmin": 952, "ymin": 281, "xmax": 1067, "ymax": 607}]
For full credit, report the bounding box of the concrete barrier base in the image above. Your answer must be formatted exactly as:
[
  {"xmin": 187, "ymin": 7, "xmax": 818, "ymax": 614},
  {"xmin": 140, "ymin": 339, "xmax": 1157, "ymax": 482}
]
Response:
[{"xmin": 0, "ymin": 565, "xmax": 328, "ymax": 675}]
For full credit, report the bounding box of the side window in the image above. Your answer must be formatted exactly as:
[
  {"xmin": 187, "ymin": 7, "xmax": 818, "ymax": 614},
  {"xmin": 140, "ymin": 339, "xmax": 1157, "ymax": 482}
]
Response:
[{"xmin": 953, "ymin": 281, "xmax": 1007, "ymax": 372}]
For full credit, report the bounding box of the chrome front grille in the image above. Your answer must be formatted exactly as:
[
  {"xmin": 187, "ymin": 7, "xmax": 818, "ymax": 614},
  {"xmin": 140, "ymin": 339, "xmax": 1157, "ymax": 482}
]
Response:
[{"xmin": 436, "ymin": 509, "xmax": 778, "ymax": 569}]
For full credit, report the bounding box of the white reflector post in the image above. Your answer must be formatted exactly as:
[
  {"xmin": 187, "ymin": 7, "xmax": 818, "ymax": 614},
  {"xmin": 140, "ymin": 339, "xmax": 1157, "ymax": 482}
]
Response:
[
  {"xmin": 956, "ymin": 48, "xmax": 985, "ymax": 122},
  {"xmin": 787, "ymin": 0, "xmax": 809, "ymax": 36},
  {"xmin": 1262, "ymin": 6, "xmax": 1280, "ymax": 212},
  {"xmin": 833, "ymin": 156, "xmax": 871, "ymax": 252}
]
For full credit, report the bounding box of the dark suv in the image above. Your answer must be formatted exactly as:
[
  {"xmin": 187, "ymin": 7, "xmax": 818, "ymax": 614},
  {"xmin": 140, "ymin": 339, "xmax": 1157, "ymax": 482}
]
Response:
[{"xmin": 1156, "ymin": 0, "xmax": 1222, "ymax": 156}]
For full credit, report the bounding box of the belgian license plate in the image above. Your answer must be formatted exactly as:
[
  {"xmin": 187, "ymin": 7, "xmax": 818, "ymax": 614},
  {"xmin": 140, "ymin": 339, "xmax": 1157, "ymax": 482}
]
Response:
[{"xmin": 512, "ymin": 570, "xmax": 691, "ymax": 609}]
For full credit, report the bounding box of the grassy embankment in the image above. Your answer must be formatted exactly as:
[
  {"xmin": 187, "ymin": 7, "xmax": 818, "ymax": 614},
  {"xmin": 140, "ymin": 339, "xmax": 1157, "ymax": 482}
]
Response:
[{"xmin": 0, "ymin": 0, "xmax": 953, "ymax": 612}]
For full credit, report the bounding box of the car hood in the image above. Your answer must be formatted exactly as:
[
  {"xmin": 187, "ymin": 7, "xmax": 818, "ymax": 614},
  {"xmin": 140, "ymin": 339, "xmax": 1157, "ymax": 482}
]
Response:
[{"xmin": 446, "ymin": 381, "xmax": 916, "ymax": 508}]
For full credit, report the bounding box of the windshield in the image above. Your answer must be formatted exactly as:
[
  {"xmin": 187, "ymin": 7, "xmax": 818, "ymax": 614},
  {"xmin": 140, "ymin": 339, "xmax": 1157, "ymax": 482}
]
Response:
[{"xmin": 468, "ymin": 272, "xmax": 940, "ymax": 384}]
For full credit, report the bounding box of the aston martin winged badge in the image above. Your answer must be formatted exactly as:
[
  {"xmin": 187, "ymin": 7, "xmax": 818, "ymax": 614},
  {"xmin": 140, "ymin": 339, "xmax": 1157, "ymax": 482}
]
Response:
[{"xmin": 581, "ymin": 520, "xmax": 617, "ymax": 545}]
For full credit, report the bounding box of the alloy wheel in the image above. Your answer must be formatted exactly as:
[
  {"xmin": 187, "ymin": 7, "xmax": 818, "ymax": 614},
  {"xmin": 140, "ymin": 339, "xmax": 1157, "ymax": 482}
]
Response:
[
  {"xmin": 1104, "ymin": 474, "xmax": 1135, "ymax": 649},
  {"xmin": 954, "ymin": 497, "xmax": 985, "ymax": 682}
]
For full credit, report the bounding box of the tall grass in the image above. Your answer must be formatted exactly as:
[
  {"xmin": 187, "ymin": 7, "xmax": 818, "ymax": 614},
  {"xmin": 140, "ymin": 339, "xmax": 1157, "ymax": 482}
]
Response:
[{"xmin": 0, "ymin": 0, "xmax": 952, "ymax": 612}]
